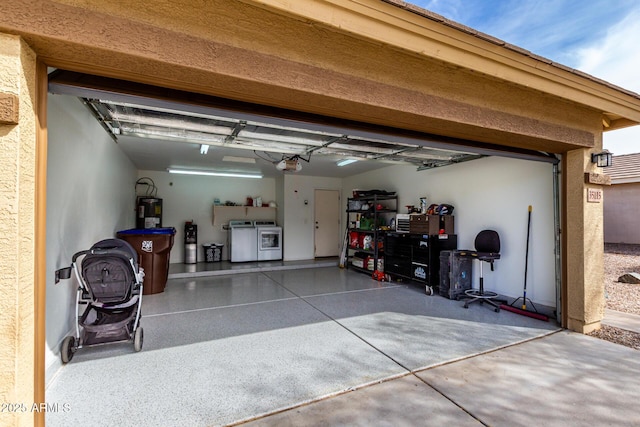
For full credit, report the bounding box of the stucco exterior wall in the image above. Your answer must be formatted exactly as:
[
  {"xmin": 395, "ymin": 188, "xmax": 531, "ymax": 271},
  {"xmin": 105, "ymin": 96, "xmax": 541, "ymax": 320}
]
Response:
[
  {"xmin": 0, "ymin": 34, "xmax": 37, "ymax": 426},
  {"xmin": 565, "ymin": 146, "xmax": 606, "ymax": 333},
  {"xmin": 0, "ymin": 0, "xmax": 602, "ymax": 154},
  {"xmin": 604, "ymin": 183, "xmax": 640, "ymax": 244}
]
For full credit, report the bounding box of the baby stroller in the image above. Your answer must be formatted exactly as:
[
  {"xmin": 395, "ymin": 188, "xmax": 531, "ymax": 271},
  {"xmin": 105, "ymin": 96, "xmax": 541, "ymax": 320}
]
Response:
[{"xmin": 55, "ymin": 238, "xmax": 145, "ymax": 363}]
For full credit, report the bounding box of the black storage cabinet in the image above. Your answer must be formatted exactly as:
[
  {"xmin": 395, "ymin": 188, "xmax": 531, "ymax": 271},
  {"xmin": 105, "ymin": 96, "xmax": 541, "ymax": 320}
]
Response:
[
  {"xmin": 384, "ymin": 233, "xmax": 413, "ymax": 278},
  {"xmin": 385, "ymin": 233, "xmax": 457, "ymax": 290}
]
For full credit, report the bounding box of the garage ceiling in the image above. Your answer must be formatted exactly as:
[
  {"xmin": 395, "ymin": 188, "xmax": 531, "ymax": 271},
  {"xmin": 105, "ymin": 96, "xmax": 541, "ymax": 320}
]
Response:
[
  {"xmin": 49, "ymin": 71, "xmax": 557, "ymax": 179},
  {"xmin": 80, "ymin": 98, "xmax": 483, "ymax": 178}
]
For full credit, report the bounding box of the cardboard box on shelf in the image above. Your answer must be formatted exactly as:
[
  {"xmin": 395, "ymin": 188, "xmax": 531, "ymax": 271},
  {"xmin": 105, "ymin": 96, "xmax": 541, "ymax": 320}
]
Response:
[{"xmin": 409, "ymin": 214, "xmax": 454, "ymax": 235}]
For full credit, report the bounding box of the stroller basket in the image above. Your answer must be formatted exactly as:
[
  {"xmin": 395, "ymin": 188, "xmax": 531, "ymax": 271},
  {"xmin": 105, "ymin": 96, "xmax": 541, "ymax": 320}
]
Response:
[
  {"xmin": 81, "ymin": 308, "xmax": 138, "ymax": 345},
  {"xmin": 55, "ymin": 238, "xmax": 145, "ymax": 363}
]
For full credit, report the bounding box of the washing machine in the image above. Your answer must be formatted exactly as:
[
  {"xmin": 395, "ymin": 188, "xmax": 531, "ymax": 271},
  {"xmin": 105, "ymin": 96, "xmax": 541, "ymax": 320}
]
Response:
[{"xmin": 229, "ymin": 220, "xmax": 257, "ymax": 262}]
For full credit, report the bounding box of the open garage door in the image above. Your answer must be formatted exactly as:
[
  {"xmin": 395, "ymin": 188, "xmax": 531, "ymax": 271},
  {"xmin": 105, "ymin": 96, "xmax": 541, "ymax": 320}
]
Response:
[
  {"xmin": 45, "ymin": 70, "xmax": 562, "ymax": 396},
  {"xmin": 47, "ymin": 70, "xmax": 561, "ymax": 304},
  {"xmin": 46, "ymin": 67, "xmax": 561, "ymax": 309}
]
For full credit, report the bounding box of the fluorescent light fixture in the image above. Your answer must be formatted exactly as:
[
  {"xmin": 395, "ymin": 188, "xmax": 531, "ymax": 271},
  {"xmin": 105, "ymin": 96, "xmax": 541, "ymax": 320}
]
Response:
[
  {"xmin": 200, "ymin": 144, "xmax": 210, "ymax": 155},
  {"xmin": 336, "ymin": 158, "xmax": 358, "ymax": 167},
  {"xmin": 222, "ymin": 156, "xmax": 256, "ymax": 164},
  {"xmin": 167, "ymin": 168, "xmax": 263, "ymax": 179}
]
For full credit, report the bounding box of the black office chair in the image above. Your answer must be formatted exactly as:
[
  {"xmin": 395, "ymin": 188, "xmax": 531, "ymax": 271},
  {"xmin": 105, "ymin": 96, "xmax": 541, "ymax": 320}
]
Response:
[{"xmin": 460, "ymin": 230, "xmax": 506, "ymax": 312}]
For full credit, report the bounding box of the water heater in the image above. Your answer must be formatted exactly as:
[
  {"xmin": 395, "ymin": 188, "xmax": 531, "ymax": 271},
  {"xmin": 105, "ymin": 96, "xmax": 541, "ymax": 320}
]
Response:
[{"xmin": 137, "ymin": 197, "xmax": 163, "ymax": 229}]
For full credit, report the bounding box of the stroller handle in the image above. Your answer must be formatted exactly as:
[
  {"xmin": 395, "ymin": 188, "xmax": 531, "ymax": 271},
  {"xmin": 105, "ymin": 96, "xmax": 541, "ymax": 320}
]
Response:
[
  {"xmin": 72, "ymin": 250, "xmax": 89, "ymax": 263},
  {"xmin": 55, "ymin": 267, "xmax": 72, "ymax": 284},
  {"xmin": 55, "ymin": 250, "xmax": 89, "ymax": 284}
]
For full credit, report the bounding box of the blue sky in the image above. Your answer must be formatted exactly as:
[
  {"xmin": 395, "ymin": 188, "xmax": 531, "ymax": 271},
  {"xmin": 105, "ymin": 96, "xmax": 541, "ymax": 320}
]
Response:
[{"xmin": 409, "ymin": 0, "xmax": 640, "ymax": 154}]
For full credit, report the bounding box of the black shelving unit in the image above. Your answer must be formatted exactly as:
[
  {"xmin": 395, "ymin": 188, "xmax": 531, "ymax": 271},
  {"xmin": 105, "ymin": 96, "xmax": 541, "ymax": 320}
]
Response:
[{"xmin": 346, "ymin": 194, "xmax": 397, "ymax": 274}]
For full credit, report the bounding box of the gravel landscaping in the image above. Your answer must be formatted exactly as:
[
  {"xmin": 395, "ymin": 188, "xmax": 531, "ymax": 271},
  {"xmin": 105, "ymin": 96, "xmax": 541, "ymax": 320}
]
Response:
[
  {"xmin": 604, "ymin": 243, "xmax": 640, "ymax": 315},
  {"xmin": 588, "ymin": 243, "xmax": 640, "ymax": 349},
  {"xmin": 589, "ymin": 324, "xmax": 640, "ymax": 350}
]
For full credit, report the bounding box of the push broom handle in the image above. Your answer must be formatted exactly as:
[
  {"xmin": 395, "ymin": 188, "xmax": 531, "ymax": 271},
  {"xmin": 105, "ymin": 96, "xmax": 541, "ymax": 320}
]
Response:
[{"xmin": 522, "ymin": 205, "xmax": 532, "ymax": 310}]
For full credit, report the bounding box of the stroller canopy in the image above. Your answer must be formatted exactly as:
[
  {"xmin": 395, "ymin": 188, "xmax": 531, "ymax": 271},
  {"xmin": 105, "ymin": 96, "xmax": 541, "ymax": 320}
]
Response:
[
  {"xmin": 90, "ymin": 238, "xmax": 139, "ymax": 266},
  {"xmin": 81, "ymin": 238, "xmax": 140, "ymax": 303}
]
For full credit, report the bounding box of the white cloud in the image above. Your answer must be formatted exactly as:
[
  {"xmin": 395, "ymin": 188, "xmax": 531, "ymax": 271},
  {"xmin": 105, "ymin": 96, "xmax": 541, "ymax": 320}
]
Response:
[
  {"xmin": 575, "ymin": 8, "xmax": 640, "ymax": 93},
  {"xmin": 574, "ymin": 8, "xmax": 640, "ymax": 155}
]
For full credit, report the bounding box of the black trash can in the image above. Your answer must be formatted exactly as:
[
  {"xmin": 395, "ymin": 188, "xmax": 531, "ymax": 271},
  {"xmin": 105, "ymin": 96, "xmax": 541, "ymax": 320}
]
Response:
[{"xmin": 116, "ymin": 227, "xmax": 176, "ymax": 295}]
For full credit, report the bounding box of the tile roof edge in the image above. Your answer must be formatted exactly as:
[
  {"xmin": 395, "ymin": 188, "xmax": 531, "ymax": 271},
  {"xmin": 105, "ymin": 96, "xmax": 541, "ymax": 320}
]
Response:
[
  {"xmin": 613, "ymin": 153, "xmax": 640, "ymax": 158},
  {"xmin": 379, "ymin": 0, "xmax": 640, "ymax": 101}
]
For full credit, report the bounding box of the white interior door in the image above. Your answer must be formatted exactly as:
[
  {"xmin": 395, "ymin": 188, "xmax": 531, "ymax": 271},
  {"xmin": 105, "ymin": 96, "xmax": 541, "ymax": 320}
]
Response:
[{"xmin": 314, "ymin": 189, "xmax": 340, "ymax": 257}]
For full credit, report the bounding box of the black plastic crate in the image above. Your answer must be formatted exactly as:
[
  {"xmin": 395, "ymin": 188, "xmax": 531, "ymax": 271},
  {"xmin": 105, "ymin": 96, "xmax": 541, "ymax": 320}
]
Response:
[
  {"xmin": 439, "ymin": 250, "xmax": 472, "ymax": 299},
  {"xmin": 203, "ymin": 243, "xmax": 223, "ymax": 262}
]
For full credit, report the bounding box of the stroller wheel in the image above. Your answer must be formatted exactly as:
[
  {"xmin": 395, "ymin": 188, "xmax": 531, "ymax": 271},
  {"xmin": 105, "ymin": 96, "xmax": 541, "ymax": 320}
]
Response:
[
  {"xmin": 61, "ymin": 336, "xmax": 76, "ymax": 364},
  {"xmin": 133, "ymin": 327, "xmax": 144, "ymax": 352}
]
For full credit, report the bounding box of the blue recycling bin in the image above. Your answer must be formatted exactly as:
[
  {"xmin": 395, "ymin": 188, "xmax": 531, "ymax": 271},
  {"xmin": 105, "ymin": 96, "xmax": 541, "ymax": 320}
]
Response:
[{"xmin": 116, "ymin": 228, "xmax": 176, "ymax": 295}]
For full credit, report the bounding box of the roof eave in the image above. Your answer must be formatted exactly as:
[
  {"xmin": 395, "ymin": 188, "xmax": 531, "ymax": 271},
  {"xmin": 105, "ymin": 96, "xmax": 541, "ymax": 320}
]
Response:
[{"xmin": 248, "ymin": 0, "xmax": 640, "ymax": 127}]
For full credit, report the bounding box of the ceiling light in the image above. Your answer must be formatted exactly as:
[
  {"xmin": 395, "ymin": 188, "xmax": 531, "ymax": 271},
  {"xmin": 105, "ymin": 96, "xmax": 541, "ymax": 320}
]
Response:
[
  {"xmin": 336, "ymin": 159, "xmax": 358, "ymax": 167},
  {"xmin": 222, "ymin": 156, "xmax": 256, "ymax": 164},
  {"xmin": 200, "ymin": 144, "xmax": 209, "ymax": 155},
  {"xmin": 167, "ymin": 168, "xmax": 263, "ymax": 179}
]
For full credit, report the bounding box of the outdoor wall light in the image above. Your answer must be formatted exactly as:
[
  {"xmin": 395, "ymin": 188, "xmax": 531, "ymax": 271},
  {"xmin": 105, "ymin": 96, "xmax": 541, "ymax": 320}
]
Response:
[{"xmin": 591, "ymin": 150, "xmax": 613, "ymax": 167}]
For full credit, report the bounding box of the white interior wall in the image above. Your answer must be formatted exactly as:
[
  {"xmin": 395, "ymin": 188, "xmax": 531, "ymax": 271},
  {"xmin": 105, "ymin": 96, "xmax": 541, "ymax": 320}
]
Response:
[
  {"xmin": 342, "ymin": 157, "xmax": 557, "ymax": 307},
  {"xmin": 137, "ymin": 171, "xmax": 277, "ymax": 262},
  {"xmin": 283, "ymin": 174, "xmax": 343, "ymax": 260},
  {"xmin": 46, "ymin": 94, "xmax": 137, "ymax": 382},
  {"xmin": 275, "ymin": 174, "xmax": 285, "ymax": 229}
]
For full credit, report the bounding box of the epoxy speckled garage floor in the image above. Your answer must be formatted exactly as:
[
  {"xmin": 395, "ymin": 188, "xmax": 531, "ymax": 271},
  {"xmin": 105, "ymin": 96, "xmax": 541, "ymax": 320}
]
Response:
[{"xmin": 46, "ymin": 266, "xmax": 558, "ymax": 426}]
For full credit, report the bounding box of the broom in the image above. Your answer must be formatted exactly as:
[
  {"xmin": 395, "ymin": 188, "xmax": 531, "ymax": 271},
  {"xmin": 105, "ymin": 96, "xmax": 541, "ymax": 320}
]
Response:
[
  {"xmin": 500, "ymin": 205, "xmax": 549, "ymax": 321},
  {"xmin": 339, "ymin": 225, "xmax": 350, "ymax": 268}
]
